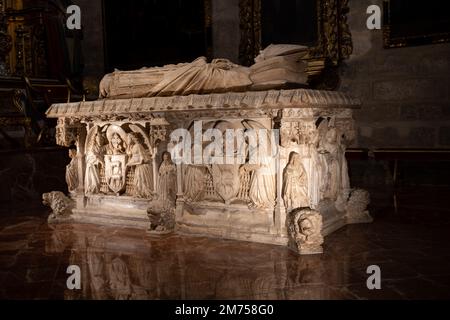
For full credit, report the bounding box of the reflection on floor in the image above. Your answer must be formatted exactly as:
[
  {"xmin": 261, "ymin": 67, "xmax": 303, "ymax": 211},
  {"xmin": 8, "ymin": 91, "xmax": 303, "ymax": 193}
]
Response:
[{"xmin": 1, "ymin": 187, "xmax": 450, "ymax": 300}]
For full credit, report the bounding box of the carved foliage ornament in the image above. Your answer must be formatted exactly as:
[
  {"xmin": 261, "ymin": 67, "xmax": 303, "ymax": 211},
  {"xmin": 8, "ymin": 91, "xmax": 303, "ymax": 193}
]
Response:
[{"xmin": 56, "ymin": 118, "xmax": 84, "ymax": 147}]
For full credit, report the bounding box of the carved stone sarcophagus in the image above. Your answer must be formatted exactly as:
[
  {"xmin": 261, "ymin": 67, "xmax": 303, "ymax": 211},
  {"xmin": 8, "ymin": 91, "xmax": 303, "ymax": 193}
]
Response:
[{"xmin": 45, "ymin": 88, "xmax": 372, "ymax": 255}]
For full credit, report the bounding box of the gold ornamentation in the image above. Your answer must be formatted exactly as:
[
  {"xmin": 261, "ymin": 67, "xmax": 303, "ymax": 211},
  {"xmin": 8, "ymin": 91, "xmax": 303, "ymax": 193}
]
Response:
[
  {"xmin": 383, "ymin": 0, "xmax": 450, "ymax": 49},
  {"xmin": 239, "ymin": 0, "xmax": 353, "ymax": 82}
]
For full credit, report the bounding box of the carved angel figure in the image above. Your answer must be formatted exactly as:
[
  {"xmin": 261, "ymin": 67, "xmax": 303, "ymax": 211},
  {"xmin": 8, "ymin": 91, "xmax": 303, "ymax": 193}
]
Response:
[
  {"xmin": 85, "ymin": 129, "xmax": 106, "ymax": 194},
  {"xmin": 283, "ymin": 152, "xmax": 309, "ymax": 211}
]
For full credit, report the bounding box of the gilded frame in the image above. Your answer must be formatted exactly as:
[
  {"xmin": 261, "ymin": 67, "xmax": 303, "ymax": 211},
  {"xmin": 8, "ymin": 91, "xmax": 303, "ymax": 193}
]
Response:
[
  {"xmin": 382, "ymin": 0, "xmax": 450, "ymax": 49},
  {"xmin": 238, "ymin": 0, "xmax": 353, "ymax": 86}
]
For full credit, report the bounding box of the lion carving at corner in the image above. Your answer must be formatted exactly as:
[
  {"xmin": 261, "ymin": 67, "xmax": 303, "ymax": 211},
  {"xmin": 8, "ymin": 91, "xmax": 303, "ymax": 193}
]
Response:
[
  {"xmin": 42, "ymin": 191, "xmax": 74, "ymax": 220},
  {"xmin": 288, "ymin": 208, "xmax": 324, "ymax": 254}
]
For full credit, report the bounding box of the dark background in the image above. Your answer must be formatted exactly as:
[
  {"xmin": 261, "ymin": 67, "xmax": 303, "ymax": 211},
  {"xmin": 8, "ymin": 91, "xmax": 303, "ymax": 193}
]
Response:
[
  {"xmin": 386, "ymin": 0, "xmax": 450, "ymax": 45},
  {"xmin": 103, "ymin": 0, "xmax": 209, "ymax": 71},
  {"xmin": 261, "ymin": 0, "xmax": 318, "ymax": 48}
]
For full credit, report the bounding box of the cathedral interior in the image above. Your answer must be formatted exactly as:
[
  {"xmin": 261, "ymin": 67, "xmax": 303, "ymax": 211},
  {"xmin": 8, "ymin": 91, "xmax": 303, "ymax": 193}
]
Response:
[{"xmin": 1, "ymin": 0, "xmax": 450, "ymax": 301}]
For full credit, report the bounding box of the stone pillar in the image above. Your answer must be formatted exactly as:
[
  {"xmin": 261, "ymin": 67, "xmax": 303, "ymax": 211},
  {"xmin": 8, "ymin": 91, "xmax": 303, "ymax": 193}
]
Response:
[
  {"xmin": 274, "ymin": 146, "xmax": 286, "ymax": 235},
  {"xmin": 175, "ymin": 164, "xmax": 184, "ymax": 219}
]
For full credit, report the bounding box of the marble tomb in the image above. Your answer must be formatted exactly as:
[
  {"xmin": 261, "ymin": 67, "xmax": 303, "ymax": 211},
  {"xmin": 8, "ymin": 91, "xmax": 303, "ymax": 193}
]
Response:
[{"xmin": 43, "ymin": 49, "xmax": 372, "ymax": 255}]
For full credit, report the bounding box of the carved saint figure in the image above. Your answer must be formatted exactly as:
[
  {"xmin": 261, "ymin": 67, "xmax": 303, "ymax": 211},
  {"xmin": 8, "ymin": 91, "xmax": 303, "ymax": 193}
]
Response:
[
  {"xmin": 126, "ymin": 132, "xmax": 154, "ymax": 198},
  {"xmin": 240, "ymin": 121, "xmax": 276, "ymax": 209},
  {"xmin": 307, "ymin": 128, "xmax": 326, "ymax": 208},
  {"xmin": 85, "ymin": 130, "xmax": 105, "ymax": 194},
  {"xmin": 241, "ymin": 155, "xmax": 276, "ymax": 209},
  {"xmin": 66, "ymin": 149, "xmax": 78, "ymax": 193},
  {"xmin": 157, "ymin": 152, "xmax": 177, "ymax": 203},
  {"xmin": 283, "ymin": 152, "xmax": 309, "ymax": 211},
  {"xmin": 318, "ymin": 126, "xmax": 350, "ymax": 201}
]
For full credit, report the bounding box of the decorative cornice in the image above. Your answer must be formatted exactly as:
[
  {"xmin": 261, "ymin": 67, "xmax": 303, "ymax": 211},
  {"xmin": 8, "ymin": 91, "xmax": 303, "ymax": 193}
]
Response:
[{"xmin": 46, "ymin": 89, "xmax": 360, "ymax": 118}]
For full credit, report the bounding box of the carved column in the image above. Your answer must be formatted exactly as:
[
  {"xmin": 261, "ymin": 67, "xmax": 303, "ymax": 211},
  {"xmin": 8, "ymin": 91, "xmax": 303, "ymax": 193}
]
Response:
[
  {"xmin": 274, "ymin": 149, "xmax": 286, "ymax": 234},
  {"xmin": 273, "ymin": 110, "xmax": 286, "ymax": 235},
  {"xmin": 75, "ymin": 126, "xmax": 87, "ymax": 196},
  {"xmin": 175, "ymin": 164, "xmax": 184, "ymax": 219}
]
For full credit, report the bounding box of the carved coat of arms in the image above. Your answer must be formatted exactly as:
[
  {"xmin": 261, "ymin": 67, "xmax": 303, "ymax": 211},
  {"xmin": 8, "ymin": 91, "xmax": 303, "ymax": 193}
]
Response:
[
  {"xmin": 105, "ymin": 154, "xmax": 128, "ymax": 194},
  {"xmin": 210, "ymin": 164, "xmax": 240, "ymax": 204}
]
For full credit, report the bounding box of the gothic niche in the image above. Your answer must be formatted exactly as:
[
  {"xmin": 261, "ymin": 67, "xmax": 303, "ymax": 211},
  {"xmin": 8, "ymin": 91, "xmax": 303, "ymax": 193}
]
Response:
[
  {"xmin": 84, "ymin": 124, "xmax": 157, "ymax": 199},
  {"xmin": 283, "ymin": 151, "xmax": 309, "ymax": 212},
  {"xmin": 182, "ymin": 119, "xmax": 276, "ymax": 209},
  {"xmin": 147, "ymin": 152, "xmax": 177, "ymax": 234}
]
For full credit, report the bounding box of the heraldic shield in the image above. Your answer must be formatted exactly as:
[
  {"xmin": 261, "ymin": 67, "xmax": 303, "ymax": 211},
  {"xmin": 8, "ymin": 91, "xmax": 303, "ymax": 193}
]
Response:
[
  {"xmin": 211, "ymin": 164, "xmax": 240, "ymax": 205},
  {"xmin": 105, "ymin": 154, "xmax": 128, "ymax": 194}
]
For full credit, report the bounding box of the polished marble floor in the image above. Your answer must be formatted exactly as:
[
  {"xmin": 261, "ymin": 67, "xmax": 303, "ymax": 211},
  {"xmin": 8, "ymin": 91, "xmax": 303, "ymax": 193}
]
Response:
[{"xmin": 1, "ymin": 187, "xmax": 450, "ymax": 300}]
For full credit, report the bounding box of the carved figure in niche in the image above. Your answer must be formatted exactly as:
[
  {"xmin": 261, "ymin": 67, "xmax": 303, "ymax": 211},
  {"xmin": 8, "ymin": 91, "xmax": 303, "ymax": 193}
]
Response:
[
  {"xmin": 66, "ymin": 149, "xmax": 78, "ymax": 193},
  {"xmin": 240, "ymin": 149, "xmax": 276, "ymax": 208},
  {"xmin": 85, "ymin": 129, "xmax": 106, "ymax": 194},
  {"xmin": 147, "ymin": 152, "xmax": 177, "ymax": 234},
  {"xmin": 205, "ymin": 120, "xmax": 242, "ymax": 205},
  {"xmin": 126, "ymin": 132, "xmax": 154, "ymax": 199},
  {"xmin": 288, "ymin": 208, "xmax": 323, "ymax": 255},
  {"xmin": 307, "ymin": 128, "xmax": 325, "ymax": 207},
  {"xmin": 283, "ymin": 152, "xmax": 309, "ymax": 212},
  {"xmin": 157, "ymin": 152, "xmax": 177, "ymax": 204},
  {"xmin": 184, "ymin": 165, "xmax": 208, "ymax": 202},
  {"xmin": 318, "ymin": 120, "xmax": 350, "ymax": 202}
]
